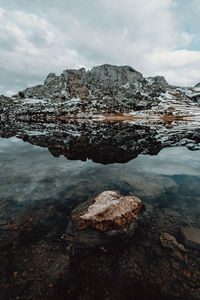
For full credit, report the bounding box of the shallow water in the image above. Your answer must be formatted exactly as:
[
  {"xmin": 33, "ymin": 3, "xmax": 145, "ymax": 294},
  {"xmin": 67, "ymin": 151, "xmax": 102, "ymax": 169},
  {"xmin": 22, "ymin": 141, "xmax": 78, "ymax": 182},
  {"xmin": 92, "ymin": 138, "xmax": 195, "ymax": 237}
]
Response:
[{"xmin": 0, "ymin": 135, "xmax": 200, "ymax": 299}]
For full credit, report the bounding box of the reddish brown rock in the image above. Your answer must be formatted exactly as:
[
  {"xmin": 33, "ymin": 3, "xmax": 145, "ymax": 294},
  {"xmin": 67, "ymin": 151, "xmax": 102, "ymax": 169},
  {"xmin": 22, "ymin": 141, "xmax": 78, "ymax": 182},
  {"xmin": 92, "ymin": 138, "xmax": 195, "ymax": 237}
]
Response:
[
  {"xmin": 73, "ymin": 191, "xmax": 145, "ymax": 232},
  {"xmin": 65, "ymin": 191, "xmax": 145, "ymax": 249},
  {"xmin": 160, "ymin": 232, "xmax": 186, "ymax": 252}
]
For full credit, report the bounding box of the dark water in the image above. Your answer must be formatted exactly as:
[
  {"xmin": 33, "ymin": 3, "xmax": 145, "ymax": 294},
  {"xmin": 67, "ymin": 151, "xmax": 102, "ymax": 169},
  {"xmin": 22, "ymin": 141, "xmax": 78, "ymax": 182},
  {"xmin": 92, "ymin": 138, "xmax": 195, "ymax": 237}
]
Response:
[{"xmin": 0, "ymin": 136, "xmax": 200, "ymax": 299}]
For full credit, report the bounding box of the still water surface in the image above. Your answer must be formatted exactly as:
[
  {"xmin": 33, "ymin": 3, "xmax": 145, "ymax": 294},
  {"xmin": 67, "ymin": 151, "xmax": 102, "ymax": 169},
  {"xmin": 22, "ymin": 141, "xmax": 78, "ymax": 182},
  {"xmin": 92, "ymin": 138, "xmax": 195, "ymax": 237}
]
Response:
[{"xmin": 0, "ymin": 136, "xmax": 200, "ymax": 209}]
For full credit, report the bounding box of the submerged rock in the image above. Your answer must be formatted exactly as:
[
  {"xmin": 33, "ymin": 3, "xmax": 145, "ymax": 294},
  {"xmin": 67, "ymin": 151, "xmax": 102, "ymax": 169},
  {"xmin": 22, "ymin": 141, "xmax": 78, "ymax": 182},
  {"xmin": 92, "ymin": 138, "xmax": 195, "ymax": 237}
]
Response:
[
  {"xmin": 160, "ymin": 232, "xmax": 186, "ymax": 252},
  {"xmin": 74, "ymin": 191, "xmax": 144, "ymax": 231},
  {"xmin": 65, "ymin": 191, "xmax": 145, "ymax": 248},
  {"xmin": 181, "ymin": 226, "xmax": 200, "ymax": 250}
]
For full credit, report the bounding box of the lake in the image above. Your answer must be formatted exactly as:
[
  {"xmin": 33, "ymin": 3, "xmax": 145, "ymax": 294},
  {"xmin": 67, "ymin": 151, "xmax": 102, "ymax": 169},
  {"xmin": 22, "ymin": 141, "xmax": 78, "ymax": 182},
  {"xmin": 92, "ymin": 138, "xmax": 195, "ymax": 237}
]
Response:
[{"xmin": 0, "ymin": 126, "xmax": 200, "ymax": 300}]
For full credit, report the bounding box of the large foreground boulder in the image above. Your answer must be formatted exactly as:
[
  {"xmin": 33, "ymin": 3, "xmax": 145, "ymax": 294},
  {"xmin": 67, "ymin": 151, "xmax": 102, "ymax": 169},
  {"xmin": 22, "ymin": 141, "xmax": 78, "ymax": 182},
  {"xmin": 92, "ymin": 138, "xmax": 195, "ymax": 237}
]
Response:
[{"xmin": 65, "ymin": 191, "xmax": 145, "ymax": 249}]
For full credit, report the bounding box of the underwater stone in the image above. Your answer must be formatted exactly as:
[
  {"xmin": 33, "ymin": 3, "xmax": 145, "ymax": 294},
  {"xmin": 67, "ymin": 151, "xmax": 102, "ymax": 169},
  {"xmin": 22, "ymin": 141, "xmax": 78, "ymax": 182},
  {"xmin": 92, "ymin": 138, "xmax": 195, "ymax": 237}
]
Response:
[
  {"xmin": 65, "ymin": 191, "xmax": 145, "ymax": 248},
  {"xmin": 73, "ymin": 191, "xmax": 145, "ymax": 231},
  {"xmin": 181, "ymin": 226, "xmax": 200, "ymax": 250}
]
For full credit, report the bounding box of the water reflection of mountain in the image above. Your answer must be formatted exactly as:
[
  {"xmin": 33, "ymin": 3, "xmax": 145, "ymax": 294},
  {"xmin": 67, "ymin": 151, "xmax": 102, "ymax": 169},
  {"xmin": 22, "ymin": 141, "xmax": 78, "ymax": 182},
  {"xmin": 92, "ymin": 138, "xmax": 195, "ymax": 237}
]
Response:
[{"xmin": 0, "ymin": 119, "xmax": 200, "ymax": 164}]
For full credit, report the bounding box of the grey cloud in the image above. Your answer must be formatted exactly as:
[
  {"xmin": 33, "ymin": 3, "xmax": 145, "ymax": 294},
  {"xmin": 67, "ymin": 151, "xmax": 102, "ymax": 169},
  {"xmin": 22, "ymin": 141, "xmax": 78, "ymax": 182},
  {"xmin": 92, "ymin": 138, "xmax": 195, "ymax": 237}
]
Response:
[
  {"xmin": 0, "ymin": 37, "xmax": 18, "ymax": 51},
  {"xmin": 27, "ymin": 31, "xmax": 50, "ymax": 48},
  {"xmin": 0, "ymin": 66, "xmax": 43, "ymax": 96},
  {"xmin": 0, "ymin": 0, "xmax": 200, "ymax": 95}
]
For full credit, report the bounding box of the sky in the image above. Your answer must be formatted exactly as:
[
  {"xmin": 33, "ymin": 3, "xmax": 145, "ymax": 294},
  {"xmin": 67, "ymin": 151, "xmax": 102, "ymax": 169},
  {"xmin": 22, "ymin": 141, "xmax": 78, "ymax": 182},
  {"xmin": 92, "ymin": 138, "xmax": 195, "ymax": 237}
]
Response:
[{"xmin": 1, "ymin": 0, "xmax": 200, "ymax": 95}]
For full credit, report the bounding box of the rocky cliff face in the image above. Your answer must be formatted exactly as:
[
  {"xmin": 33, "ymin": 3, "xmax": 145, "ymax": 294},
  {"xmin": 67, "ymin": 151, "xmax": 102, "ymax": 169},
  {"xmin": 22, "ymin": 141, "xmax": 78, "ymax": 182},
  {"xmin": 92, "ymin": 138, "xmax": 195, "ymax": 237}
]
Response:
[
  {"xmin": 1, "ymin": 63, "xmax": 200, "ymax": 122},
  {"xmin": 1, "ymin": 64, "xmax": 173, "ymax": 119},
  {"xmin": 16, "ymin": 64, "xmax": 146, "ymax": 100}
]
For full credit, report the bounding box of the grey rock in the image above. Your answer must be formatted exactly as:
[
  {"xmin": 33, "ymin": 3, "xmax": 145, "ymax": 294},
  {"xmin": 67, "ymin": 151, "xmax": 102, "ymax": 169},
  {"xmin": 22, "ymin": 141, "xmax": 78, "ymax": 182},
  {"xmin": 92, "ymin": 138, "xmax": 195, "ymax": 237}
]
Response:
[
  {"xmin": 87, "ymin": 64, "xmax": 143, "ymax": 86},
  {"xmin": 63, "ymin": 67, "xmax": 86, "ymax": 83},
  {"xmin": 146, "ymin": 76, "xmax": 169, "ymax": 90},
  {"xmin": 63, "ymin": 68, "xmax": 88, "ymax": 99},
  {"xmin": 0, "ymin": 95, "xmax": 13, "ymax": 104},
  {"xmin": 44, "ymin": 73, "xmax": 57, "ymax": 85},
  {"xmin": 191, "ymin": 94, "xmax": 200, "ymax": 102},
  {"xmin": 194, "ymin": 82, "xmax": 200, "ymax": 88}
]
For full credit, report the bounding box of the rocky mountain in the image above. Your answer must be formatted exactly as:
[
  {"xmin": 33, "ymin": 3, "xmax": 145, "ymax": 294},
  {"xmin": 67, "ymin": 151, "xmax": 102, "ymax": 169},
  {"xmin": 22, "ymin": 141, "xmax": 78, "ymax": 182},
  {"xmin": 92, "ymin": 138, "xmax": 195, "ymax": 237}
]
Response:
[{"xmin": 2, "ymin": 63, "xmax": 200, "ymax": 121}]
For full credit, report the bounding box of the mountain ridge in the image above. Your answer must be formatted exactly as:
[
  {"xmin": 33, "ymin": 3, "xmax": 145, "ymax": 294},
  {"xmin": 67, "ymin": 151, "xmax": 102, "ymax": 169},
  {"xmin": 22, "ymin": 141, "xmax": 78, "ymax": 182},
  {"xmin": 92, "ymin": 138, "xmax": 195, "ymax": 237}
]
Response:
[{"xmin": 1, "ymin": 64, "xmax": 200, "ymax": 121}]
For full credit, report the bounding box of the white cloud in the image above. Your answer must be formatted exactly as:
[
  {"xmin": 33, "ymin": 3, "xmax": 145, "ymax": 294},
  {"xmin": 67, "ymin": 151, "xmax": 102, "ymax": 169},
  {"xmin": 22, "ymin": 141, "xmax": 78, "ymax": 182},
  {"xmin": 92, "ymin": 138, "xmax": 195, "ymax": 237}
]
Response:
[
  {"xmin": 0, "ymin": 0, "xmax": 200, "ymax": 95},
  {"xmin": 146, "ymin": 49, "xmax": 200, "ymax": 86}
]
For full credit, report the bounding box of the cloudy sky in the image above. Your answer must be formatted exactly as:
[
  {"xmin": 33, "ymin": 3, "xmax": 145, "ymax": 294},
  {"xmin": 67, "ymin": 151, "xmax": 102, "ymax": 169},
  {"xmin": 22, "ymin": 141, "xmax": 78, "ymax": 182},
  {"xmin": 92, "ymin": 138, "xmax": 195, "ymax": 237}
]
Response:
[{"xmin": 1, "ymin": 0, "xmax": 200, "ymax": 95}]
